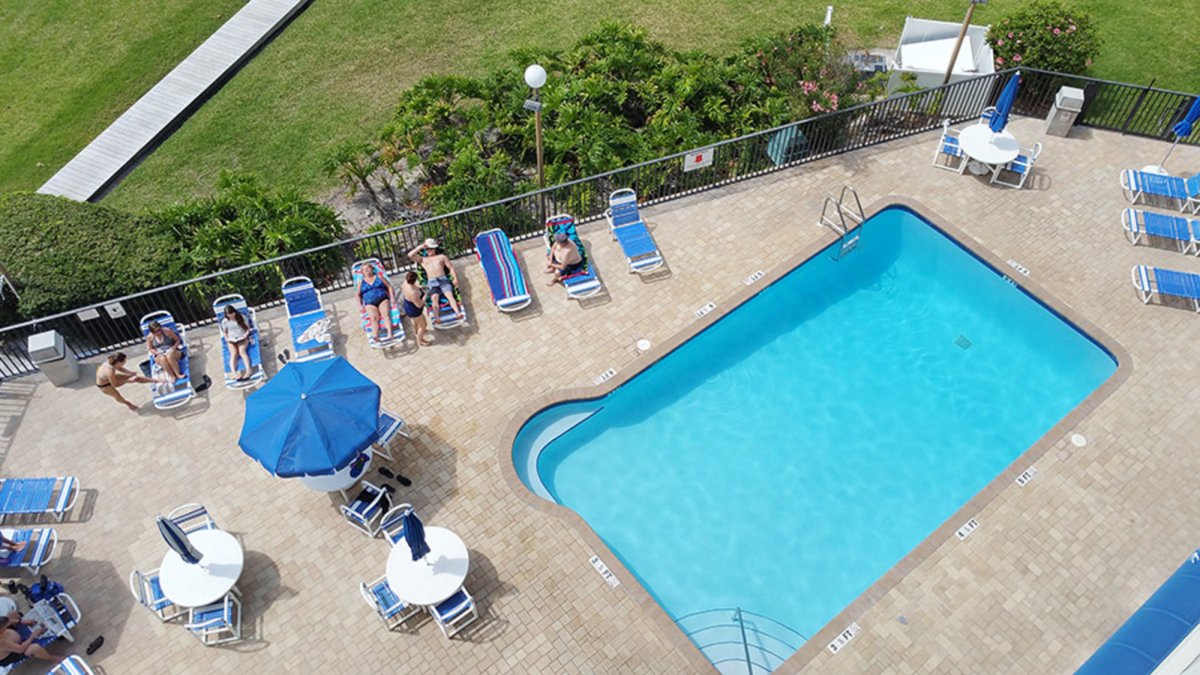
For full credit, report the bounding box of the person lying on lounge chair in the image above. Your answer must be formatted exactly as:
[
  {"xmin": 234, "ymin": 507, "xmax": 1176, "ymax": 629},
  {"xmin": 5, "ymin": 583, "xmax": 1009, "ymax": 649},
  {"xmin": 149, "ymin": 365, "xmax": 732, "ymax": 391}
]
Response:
[
  {"xmin": 408, "ymin": 239, "xmax": 464, "ymax": 319},
  {"xmin": 220, "ymin": 305, "xmax": 254, "ymax": 380},
  {"xmin": 356, "ymin": 262, "xmax": 396, "ymax": 343},
  {"xmin": 400, "ymin": 272, "xmax": 432, "ymax": 346},
  {"xmin": 145, "ymin": 320, "xmax": 184, "ymax": 382},
  {"xmin": 545, "ymin": 231, "xmax": 583, "ymax": 286},
  {"xmin": 96, "ymin": 352, "xmax": 152, "ymax": 412},
  {"xmin": 0, "ymin": 613, "xmax": 64, "ymax": 666}
]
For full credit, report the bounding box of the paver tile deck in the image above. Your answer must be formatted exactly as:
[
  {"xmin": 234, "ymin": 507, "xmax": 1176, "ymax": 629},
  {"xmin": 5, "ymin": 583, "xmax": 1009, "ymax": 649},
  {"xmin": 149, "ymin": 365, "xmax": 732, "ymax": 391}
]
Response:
[{"xmin": 6, "ymin": 117, "xmax": 1200, "ymax": 673}]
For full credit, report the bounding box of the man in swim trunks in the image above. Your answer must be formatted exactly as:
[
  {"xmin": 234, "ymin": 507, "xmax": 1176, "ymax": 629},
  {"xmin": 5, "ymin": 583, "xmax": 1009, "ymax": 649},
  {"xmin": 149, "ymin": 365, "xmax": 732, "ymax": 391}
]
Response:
[
  {"xmin": 400, "ymin": 272, "xmax": 432, "ymax": 346},
  {"xmin": 407, "ymin": 239, "xmax": 464, "ymax": 319},
  {"xmin": 545, "ymin": 231, "xmax": 583, "ymax": 286},
  {"xmin": 0, "ymin": 612, "xmax": 64, "ymax": 666}
]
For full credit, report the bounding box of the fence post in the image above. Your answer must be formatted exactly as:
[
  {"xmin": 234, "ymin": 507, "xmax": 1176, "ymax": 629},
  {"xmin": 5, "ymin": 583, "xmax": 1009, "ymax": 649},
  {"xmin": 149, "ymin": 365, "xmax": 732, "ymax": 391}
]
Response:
[{"xmin": 1120, "ymin": 78, "xmax": 1157, "ymax": 135}]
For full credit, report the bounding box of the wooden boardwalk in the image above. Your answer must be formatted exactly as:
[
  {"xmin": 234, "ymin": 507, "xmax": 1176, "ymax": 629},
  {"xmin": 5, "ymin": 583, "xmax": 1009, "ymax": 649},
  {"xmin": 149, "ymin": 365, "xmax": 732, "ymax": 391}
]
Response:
[{"xmin": 37, "ymin": 0, "xmax": 310, "ymax": 202}]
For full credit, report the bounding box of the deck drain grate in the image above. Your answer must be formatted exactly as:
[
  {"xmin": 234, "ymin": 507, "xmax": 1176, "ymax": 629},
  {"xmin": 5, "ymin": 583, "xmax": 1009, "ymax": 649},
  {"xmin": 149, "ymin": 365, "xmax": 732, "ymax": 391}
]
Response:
[
  {"xmin": 954, "ymin": 335, "xmax": 973, "ymax": 350},
  {"xmin": 589, "ymin": 555, "xmax": 620, "ymax": 588},
  {"xmin": 827, "ymin": 622, "xmax": 861, "ymax": 654}
]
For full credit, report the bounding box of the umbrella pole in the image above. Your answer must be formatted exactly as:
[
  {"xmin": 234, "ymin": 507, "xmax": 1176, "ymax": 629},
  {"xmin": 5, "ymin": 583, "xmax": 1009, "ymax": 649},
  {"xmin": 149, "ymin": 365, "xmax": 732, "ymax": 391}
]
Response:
[{"xmin": 1161, "ymin": 138, "xmax": 1182, "ymax": 169}]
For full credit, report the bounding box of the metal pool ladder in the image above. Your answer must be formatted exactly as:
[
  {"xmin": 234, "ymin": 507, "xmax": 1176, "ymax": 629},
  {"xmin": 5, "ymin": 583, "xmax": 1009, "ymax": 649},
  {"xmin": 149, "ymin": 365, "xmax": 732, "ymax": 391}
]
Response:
[{"xmin": 819, "ymin": 185, "xmax": 865, "ymax": 259}]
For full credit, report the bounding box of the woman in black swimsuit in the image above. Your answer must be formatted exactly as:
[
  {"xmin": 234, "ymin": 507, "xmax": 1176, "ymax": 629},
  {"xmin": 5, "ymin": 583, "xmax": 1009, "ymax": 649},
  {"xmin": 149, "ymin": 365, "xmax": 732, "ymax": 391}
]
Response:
[
  {"xmin": 95, "ymin": 352, "xmax": 151, "ymax": 412},
  {"xmin": 0, "ymin": 612, "xmax": 63, "ymax": 666},
  {"xmin": 400, "ymin": 272, "xmax": 432, "ymax": 346}
]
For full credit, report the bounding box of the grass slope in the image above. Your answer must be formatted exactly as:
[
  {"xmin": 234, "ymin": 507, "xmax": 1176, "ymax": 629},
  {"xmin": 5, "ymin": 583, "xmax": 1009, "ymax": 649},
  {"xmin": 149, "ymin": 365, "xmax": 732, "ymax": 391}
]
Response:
[{"xmin": 1, "ymin": 1, "xmax": 1195, "ymax": 209}]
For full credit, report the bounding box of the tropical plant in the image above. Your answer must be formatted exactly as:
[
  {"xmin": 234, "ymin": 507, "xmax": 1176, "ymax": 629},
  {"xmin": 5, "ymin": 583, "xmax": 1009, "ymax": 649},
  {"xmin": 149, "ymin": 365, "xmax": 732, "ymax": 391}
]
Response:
[{"xmin": 986, "ymin": 0, "xmax": 1102, "ymax": 74}]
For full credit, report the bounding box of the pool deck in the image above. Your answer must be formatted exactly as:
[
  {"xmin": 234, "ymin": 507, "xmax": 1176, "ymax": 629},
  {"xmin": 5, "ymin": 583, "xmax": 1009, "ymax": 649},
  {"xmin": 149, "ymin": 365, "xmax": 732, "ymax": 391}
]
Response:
[{"xmin": 7, "ymin": 116, "xmax": 1200, "ymax": 673}]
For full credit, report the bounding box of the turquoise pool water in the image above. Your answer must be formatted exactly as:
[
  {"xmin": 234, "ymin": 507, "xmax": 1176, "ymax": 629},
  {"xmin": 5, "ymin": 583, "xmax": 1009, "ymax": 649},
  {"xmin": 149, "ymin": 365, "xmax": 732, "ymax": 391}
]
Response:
[{"xmin": 513, "ymin": 206, "xmax": 1116, "ymax": 669}]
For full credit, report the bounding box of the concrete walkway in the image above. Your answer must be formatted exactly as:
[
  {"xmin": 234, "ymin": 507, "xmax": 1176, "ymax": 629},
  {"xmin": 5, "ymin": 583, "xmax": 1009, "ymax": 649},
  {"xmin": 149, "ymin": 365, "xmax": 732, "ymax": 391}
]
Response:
[{"xmin": 37, "ymin": 0, "xmax": 309, "ymax": 202}]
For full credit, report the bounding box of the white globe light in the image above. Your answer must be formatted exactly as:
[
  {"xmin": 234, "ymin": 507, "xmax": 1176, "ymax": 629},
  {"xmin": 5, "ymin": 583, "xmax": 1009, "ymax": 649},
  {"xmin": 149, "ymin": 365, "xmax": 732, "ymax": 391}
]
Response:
[{"xmin": 524, "ymin": 64, "xmax": 547, "ymax": 89}]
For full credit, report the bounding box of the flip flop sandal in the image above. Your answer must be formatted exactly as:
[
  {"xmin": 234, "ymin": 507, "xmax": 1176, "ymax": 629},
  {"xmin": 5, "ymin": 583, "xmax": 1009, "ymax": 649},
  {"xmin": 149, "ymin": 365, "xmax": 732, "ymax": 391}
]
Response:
[
  {"xmin": 86, "ymin": 635, "xmax": 104, "ymax": 655},
  {"xmin": 394, "ymin": 474, "xmax": 413, "ymax": 487},
  {"xmin": 378, "ymin": 468, "xmax": 395, "ymax": 479}
]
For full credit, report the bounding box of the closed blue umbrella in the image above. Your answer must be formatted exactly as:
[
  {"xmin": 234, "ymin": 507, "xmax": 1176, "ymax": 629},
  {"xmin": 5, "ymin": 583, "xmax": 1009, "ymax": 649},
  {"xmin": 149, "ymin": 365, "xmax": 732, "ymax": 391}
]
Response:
[
  {"xmin": 402, "ymin": 509, "xmax": 431, "ymax": 563},
  {"xmin": 1161, "ymin": 96, "xmax": 1200, "ymax": 168},
  {"xmin": 157, "ymin": 515, "xmax": 201, "ymax": 564},
  {"xmin": 238, "ymin": 356, "xmax": 381, "ymax": 478},
  {"xmin": 989, "ymin": 72, "xmax": 1022, "ymax": 134}
]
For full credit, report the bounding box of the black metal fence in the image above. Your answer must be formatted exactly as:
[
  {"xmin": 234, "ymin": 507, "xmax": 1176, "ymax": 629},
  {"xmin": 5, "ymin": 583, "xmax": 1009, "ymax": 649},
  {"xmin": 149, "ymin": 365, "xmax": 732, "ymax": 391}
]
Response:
[{"xmin": 1, "ymin": 67, "xmax": 1196, "ymax": 378}]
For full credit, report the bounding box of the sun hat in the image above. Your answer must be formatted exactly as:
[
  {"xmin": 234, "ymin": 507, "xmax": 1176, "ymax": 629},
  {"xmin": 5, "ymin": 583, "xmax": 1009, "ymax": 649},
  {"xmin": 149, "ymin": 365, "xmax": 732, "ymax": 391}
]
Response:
[{"xmin": 424, "ymin": 238, "xmax": 439, "ymax": 248}]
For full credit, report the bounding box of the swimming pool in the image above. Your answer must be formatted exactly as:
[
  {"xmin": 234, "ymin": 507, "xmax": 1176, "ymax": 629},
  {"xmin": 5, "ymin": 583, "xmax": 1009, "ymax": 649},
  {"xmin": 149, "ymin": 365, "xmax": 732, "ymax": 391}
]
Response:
[{"xmin": 511, "ymin": 205, "xmax": 1117, "ymax": 671}]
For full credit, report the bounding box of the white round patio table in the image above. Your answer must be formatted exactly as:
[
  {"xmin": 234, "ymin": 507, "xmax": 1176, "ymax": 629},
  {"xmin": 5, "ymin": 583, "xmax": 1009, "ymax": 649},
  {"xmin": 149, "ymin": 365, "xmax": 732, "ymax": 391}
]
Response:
[
  {"xmin": 386, "ymin": 526, "xmax": 469, "ymax": 606},
  {"xmin": 159, "ymin": 529, "xmax": 244, "ymax": 607},
  {"xmin": 299, "ymin": 450, "xmax": 372, "ymax": 493},
  {"xmin": 958, "ymin": 125, "xmax": 1020, "ymax": 175}
]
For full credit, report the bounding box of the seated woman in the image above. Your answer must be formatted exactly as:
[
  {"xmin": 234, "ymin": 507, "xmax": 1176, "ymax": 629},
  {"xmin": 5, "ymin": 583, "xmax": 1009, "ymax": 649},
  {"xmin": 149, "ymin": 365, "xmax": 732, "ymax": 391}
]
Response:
[
  {"xmin": 356, "ymin": 262, "xmax": 395, "ymax": 343},
  {"xmin": 95, "ymin": 352, "xmax": 152, "ymax": 412},
  {"xmin": 0, "ymin": 612, "xmax": 64, "ymax": 667},
  {"xmin": 219, "ymin": 305, "xmax": 254, "ymax": 380},
  {"xmin": 545, "ymin": 231, "xmax": 584, "ymax": 285},
  {"xmin": 145, "ymin": 320, "xmax": 184, "ymax": 382}
]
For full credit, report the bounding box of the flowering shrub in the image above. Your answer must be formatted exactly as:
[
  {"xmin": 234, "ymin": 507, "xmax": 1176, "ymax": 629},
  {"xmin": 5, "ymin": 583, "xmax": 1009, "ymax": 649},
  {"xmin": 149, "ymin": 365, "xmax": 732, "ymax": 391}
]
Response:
[
  {"xmin": 744, "ymin": 25, "xmax": 876, "ymax": 117},
  {"xmin": 986, "ymin": 0, "xmax": 1102, "ymax": 74}
]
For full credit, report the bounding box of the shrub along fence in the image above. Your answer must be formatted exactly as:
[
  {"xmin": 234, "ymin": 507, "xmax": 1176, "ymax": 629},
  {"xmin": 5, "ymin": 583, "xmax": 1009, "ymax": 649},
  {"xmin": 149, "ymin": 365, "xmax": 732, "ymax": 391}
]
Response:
[{"xmin": 1, "ymin": 67, "xmax": 1196, "ymax": 378}]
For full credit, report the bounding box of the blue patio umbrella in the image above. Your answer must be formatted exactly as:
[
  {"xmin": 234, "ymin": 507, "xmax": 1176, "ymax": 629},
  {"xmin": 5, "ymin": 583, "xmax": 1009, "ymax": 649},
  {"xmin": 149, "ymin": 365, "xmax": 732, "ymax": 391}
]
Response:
[
  {"xmin": 157, "ymin": 515, "xmax": 201, "ymax": 564},
  {"xmin": 402, "ymin": 508, "xmax": 431, "ymax": 563},
  {"xmin": 1161, "ymin": 96, "xmax": 1200, "ymax": 168},
  {"xmin": 238, "ymin": 356, "xmax": 381, "ymax": 478},
  {"xmin": 988, "ymin": 72, "xmax": 1022, "ymax": 134}
]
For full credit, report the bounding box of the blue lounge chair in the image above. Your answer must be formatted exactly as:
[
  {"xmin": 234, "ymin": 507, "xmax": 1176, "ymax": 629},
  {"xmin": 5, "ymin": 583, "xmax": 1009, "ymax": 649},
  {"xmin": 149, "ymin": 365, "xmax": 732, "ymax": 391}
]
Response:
[
  {"xmin": 1122, "ymin": 208, "xmax": 1200, "ymax": 254},
  {"xmin": 211, "ymin": 294, "xmax": 266, "ymax": 389},
  {"xmin": 351, "ymin": 259, "xmax": 406, "ymax": 347},
  {"xmin": 0, "ymin": 528, "xmax": 56, "ymax": 574},
  {"xmin": 340, "ymin": 481, "xmax": 389, "ymax": 537},
  {"xmin": 545, "ymin": 214, "xmax": 603, "ymax": 299},
  {"xmin": 1133, "ymin": 265, "xmax": 1200, "ymax": 312},
  {"xmin": 991, "ymin": 142, "xmax": 1042, "ymax": 189},
  {"xmin": 48, "ymin": 655, "xmax": 96, "ymax": 675},
  {"xmin": 931, "ymin": 120, "xmax": 967, "ymax": 174},
  {"xmin": 474, "ymin": 229, "xmax": 532, "ymax": 312},
  {"xmin": 1121, "ymin": 169, "xmax": 1200, "ymax": 213},
  {"xmin": 282, "ymin": 276, "xmax": 335, "ymax": 362},
  {"xmin": 0, "ymin": 476, "xmax": 78, "ymax": 523},
  {"xmin": 605, "ymin": 189, "xmax": 665, "ymax": 274},
  {"xmin": 360, "ymin": 574, "xmax": 421, "ymax": 630},
  {"xmin": 140, "ymin": 311, "xmax": 195, "ymax": 409}
]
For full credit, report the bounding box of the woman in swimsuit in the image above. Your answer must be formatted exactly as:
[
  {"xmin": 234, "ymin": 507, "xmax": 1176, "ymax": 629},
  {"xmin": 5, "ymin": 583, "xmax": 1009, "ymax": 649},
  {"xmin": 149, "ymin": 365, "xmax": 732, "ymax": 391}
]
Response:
[
  {"xmin": 356, "ymin": 263, "xmax": 395, "ymax": 343},
  {"xmin": 220, "ymin": 305, "xmax": 253, "ymax": 380},
  {"xmin": 96, "ymin": 352, "xmax": 151, "ymax": 412},
  {"xmin": 145, "ymin": 320, "xmax": 184, "ymax": 381},
  {"xmin": 400, "ymin": 271, "xmax": 432, "ymax": 346}
]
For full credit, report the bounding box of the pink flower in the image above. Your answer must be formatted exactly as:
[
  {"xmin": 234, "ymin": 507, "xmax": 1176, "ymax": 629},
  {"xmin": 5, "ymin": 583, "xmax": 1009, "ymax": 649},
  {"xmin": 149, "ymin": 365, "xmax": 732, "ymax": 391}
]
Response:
[
  {"xmin": 1086, "ymin": 58, "xmax": 1094, "ymax": 66},
  {"xmin": 1007, "ymin": 32, "xmax": 1014, "ymax": 38},
  {"xmin": 1068, "ymin": 24, "xmax": 1076, "ymax": 32},
  {"xmin": 997, "ymin": 39, "xmax": 1004, "ymax": 46},
  {"xmin": 1013, "ymin": 54, "xmax": 1022, "ymax": 62},
  {"xmin": 829, "ymin": 94, "xmax": 839, "ymax": 110},
  {"xmin": 996, "ymin": 56, "xmax": 1005, "ymax": 65},
  {"xmin": 811, "ymin": 102, "xmax": 825, "ymax": 113},
  {"xmin": 1053, "ymin": 27, "xmax": 1061, "ymax": 35}
]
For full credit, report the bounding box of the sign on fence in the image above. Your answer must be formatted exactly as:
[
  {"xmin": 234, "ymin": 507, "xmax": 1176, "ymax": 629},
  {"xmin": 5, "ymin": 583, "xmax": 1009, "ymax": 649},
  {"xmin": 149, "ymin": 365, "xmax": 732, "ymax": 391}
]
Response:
[{"xmin": 683, "ymin": 147, "xmax": 714, "ymax": 172}]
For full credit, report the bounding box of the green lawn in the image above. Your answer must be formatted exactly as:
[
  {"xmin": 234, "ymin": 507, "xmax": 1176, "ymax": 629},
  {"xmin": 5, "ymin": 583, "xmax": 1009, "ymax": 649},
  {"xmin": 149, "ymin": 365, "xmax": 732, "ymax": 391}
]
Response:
[{"xmin": 1, "ymin": 1, "xmax": 1196, "ymax": 210}]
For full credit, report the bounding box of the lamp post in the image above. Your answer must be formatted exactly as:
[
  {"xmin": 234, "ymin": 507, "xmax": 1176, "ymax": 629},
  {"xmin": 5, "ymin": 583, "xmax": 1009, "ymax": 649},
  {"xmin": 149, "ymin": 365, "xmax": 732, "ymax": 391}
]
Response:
[
  {"xmin": 942, "ymin": 0, "xmax": 988, "ymax": 86},
  {"xmin": 524, "ymin": 64, "xmax": 547, "ymax": 190}
]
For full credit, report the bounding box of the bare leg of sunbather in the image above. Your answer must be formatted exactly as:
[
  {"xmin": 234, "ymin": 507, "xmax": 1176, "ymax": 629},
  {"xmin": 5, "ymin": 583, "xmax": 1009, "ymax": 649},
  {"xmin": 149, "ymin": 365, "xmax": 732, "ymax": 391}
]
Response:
[
  {"xmin": 378, "ymin": 300, "xmax": 393, "ymax": 340},
  {"xmin": 234, "ymin": 341, "xmax": 251, "ymax": 378},
  {"xmin": 364, "ymin": 304, "xmax": 381, "ymax": 342}
]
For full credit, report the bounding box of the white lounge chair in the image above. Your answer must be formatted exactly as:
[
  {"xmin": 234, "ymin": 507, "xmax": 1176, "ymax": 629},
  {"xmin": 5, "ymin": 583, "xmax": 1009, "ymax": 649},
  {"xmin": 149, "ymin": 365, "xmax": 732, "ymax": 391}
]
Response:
[
  {"xmin": 429, "ymin": 586, "xmax": 480, "ymax": 639},
  {"xmin": 140, "ymin": 310, "xmax": 195, "ymax": 409},
  {"xmin": 931, "ymin": 120, "xmax": 967, "ymax": 174},
  {"xmin": 352, "ymin": 258, "xmax": 406, "ymax": 347},
  {"xmin": 186, "ymin": 590, "xmax": 242, "ymax": 646},
  {"xmin": 1132, "ymin": 264, "xmax": 1200, "ymax": 312},
  {"xmin": 1121, "ymin": 170, "xmax": 1200, "ymax": 213},
  {"xmin": 991, "ymin": 142, "xmax": 1042, "ymax": 189},
  {"xmin": 282, "ymin": 276, "xmax": 335, "ymax": 362}
]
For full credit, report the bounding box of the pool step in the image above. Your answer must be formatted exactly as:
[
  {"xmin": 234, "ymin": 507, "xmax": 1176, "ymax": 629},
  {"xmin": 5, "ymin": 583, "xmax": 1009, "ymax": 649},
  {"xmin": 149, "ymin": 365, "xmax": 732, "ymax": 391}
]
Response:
[{"xmin": 676, "ymin": 607, "xmax": 806, "ymax": 674}]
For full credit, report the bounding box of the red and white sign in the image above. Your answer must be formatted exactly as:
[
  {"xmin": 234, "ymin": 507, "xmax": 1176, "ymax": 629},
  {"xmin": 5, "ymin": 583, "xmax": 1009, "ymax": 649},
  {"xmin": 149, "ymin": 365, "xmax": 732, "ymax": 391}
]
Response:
[{"xmin": 683, "ymin": 147, "xmax": 715, "ymax": 172}]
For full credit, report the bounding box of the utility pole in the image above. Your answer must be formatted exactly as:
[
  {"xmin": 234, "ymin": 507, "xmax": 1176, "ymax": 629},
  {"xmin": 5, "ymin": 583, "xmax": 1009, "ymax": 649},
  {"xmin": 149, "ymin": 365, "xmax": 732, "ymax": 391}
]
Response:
[{"xmin": 943, "ymin": 0, "xmax": 988, "ymax": 86}]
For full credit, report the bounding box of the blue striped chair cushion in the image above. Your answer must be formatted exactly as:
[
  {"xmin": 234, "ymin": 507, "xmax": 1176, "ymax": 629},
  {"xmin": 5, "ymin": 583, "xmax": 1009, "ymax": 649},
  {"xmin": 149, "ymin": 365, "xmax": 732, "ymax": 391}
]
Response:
[
  {"xmin": 54, "ymin": 477, "xmax": 75, "ymax": 514},
  {"xmin": 191, "ymin": 603, "xmax": 231, "ymax": 629},
  {"xmin": 51, "ymin": 655, "xmax": 91, "ymax": 675},
  {"xmin": 433, "ymin": 590, "xmax": 472, "ymax": 620},
  {"xmin": 148, "ymin": 576, "xmax": 172, "ymax": 611},
  {"xmin": 371, "ymin": 581, "xmax": 407, "ymax": 618}
]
